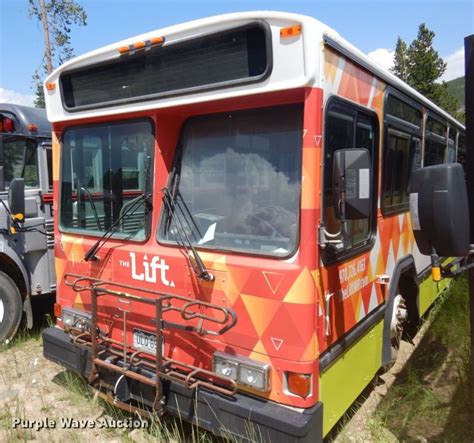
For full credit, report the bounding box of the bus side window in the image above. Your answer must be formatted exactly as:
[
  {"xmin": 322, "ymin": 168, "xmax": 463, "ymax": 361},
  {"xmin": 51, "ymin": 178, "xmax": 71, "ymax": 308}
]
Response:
[
  {"xmin": 383, "ymin": 130, "xmax": 413, "ymax": 210},
  {"xmin": 382, "ymin": 93, "xmax": 422, "ymax": 214},
  {"xmin": 323, "ymin": 102, "xmax": 377, "ymax": 254},
  {"xmin": 424, "ymin": 116, "xmax": 447, "ymax": 166},
  {"xmin": 457, "ymin": 132, "xmax": 467, "ymax": 177},
  {"xmin": 447, "ymin": 127, "xmax": 456, "ymax": 163}
]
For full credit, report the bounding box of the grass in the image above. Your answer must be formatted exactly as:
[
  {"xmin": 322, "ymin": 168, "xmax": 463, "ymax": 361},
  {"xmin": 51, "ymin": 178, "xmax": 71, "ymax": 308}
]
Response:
[
  {"xmin": 372, "ymin": 275, "xmax": 473, "ymax": 442},
  {"xmin": 53, "ymin": 368, "xmax": 226, "ymax": 443}
]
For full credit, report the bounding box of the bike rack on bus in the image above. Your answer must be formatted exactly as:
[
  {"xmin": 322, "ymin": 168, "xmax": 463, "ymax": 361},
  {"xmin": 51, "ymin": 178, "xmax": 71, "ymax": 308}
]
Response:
[{"xmin": 64, "ymin": 273, "xmax": 238, "ymax": 416}]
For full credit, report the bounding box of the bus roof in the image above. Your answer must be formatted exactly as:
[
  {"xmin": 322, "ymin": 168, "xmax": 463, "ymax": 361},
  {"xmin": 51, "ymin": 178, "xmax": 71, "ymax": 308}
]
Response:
[
  {"xmin": 0, "ymin": 103, "xmax": 51, "ymax": 138},
  {"xmin": 43, "ymin": 11, "xmax": 464, "ymax": 130}
]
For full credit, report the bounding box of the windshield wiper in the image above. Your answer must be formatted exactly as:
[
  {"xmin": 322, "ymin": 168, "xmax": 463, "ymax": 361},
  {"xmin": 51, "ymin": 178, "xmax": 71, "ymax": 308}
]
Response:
[
  {"xmin": 162, "ymin": 186, "xmax": 214, "ymax": 281},
  {"xmin": 84, "ymin": 192, "xmax": 151, "ymax": 262}
]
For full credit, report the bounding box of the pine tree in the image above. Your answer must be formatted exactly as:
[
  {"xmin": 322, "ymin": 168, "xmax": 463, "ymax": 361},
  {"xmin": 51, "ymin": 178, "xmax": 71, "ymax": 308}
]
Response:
[
  {"xmin": 33, "ymin": 83, "xmax": 45, "ymax": 108},
  {"xmin": 391, "ymin": 23, "xmax": 461, "ymax": 119},
  {"xmin": 406, "ymin": 23, "xmax": 446, "ymax": 98},
  {"xmin": 391, "ymin": 37, "xmax": 409, "ymax": 82},
  {"xmin": 430, "ymin": 81, "xmax": 463, "ymax": 121},
  {"xmin": 28, "ymin": 0, "xmax": 87, "ymax": 108}
]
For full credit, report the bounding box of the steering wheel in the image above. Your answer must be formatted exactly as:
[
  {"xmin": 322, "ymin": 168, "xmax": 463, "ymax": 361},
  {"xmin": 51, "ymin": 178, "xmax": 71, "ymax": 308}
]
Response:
[{"xmin": 246, "ymin": 205, "xmax": 288, "ymax": 239}]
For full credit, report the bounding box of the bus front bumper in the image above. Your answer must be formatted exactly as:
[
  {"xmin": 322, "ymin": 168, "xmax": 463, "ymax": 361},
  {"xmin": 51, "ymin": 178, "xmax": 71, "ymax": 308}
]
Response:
[{"xmin": 43, "ymin": 327, "xmax": 323, "ymax": 442}]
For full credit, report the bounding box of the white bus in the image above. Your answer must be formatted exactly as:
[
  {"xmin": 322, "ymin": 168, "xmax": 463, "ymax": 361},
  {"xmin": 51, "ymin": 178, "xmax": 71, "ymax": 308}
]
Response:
[{"xmin": 43, "ymin": 12, "xmax": 466, "ymax": 441}]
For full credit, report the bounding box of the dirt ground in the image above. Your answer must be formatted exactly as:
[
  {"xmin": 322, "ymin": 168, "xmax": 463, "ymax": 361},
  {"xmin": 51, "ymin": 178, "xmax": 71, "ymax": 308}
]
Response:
[
  {"xmin": 0, "ymin": 295, "xmax": 158, "ymax": 443},
  {"xmin": 0, "ymin": 335, "xmax": 152, "ymax": 442}
]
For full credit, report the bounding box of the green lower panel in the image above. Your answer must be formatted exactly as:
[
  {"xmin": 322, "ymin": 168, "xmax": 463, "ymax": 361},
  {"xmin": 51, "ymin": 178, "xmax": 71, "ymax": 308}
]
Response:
[
  {"xmin": 418, "ymin": 271, "xmax": 451, "ymax": 317},
  {"xmin": 319, "ymin": 320, "xmax": 383, "ymax": 436},
  {"xmin": 418, "ymin": 275, "xmax": 436, "ymax": 317}
]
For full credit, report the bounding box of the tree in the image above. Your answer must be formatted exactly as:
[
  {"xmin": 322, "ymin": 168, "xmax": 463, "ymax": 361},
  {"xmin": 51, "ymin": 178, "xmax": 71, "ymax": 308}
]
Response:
[
  {"xmin": 29, "ymin": 0, "xmax": 87, "ymax": 108},
  {"xmin": 391, "ymin": 23, "xmax": 461, "ymax": 119},
  {"xmin": 391, "ymin": 37, "xmax": 409, "ymax": 82},
  {"xmin": 406, "ymin": 24, "xmax": 446, "ymax": 98}
]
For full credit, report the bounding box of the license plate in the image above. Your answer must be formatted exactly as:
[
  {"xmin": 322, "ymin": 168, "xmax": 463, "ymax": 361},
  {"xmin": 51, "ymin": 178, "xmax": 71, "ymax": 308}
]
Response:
[{"xmin": 133, "ymin": 328, "xmax": 157, "ymax": 355}]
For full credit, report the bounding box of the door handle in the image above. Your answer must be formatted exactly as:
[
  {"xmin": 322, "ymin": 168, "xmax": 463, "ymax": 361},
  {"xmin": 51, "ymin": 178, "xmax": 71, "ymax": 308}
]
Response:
[{"xmin": 325, "ymin": 291, "xmax": 334, "ymax": 337}]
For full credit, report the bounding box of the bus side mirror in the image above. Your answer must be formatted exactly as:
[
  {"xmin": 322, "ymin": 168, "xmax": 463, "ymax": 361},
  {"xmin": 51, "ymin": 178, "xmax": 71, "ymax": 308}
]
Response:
[
  {"xmin": 8, "ymin": 178, "xmax": 25, "ymax": 221},
  {"xmin": 409, "ymin": 163, "xmax": 470, "ymax": 257},
  {"xmin": 333, "ymin": 148, "xmax": 372, "ymax": 220}
]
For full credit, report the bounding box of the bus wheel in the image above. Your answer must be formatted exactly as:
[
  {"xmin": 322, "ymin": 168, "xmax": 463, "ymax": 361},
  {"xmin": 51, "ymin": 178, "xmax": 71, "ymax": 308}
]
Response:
[
  {"xmin": 0, "ymin": 271, "xmax": 23, "ymax": 344},
  {"xmin": 389, "ymin": 294, "xmax": 408, "ymax": 364}
]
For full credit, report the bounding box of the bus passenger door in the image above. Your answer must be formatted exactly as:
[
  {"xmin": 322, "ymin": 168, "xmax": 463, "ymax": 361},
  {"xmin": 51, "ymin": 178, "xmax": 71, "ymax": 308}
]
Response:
[{"xmin": 319, "ymin": 99, "xmax": 379, "ymax": 346}]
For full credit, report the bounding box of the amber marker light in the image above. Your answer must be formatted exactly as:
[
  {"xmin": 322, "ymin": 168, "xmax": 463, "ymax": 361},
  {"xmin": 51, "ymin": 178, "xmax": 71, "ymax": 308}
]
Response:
[
  {"xmin": 28, "ymin": 124, "xmax": 38, "ymax": 133},
  {"xmin": 54, "ymin": 303, "xmax": 62, "ymax": 318},
  {"xmin": 150, "ymin": 36, "xmax": 165, "ymax": 46},
  {"xmin": 46, "ymin": 82, "xmax": 56, "ymax": 91},
  {"xmin": 119, "ymin": 36, "xmax": 165, "ymax": 54},
  {"xmin": 134, "ymin": 41, "xmax": 146, "ymax": 50},
  {"xmin": 280, "ymin": 25, "xmax": 302, "ymax": 38},
  {"xmin": 286, "ymin": 372, "xmax": 312, "ymax": 398},
  {"xmin": 432, "ymin": 266, "xmax": 441, "ymax": 282}
]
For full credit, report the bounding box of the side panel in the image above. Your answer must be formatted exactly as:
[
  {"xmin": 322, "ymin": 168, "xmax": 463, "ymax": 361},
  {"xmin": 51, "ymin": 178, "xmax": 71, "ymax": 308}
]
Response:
[
  {"xmin": 320, "ymin": 320, "xmax": 383, "ymax": 435},
  {"xmin": 318, "ymin": 47, "xmax": 430, "ymax": 353},
  {"xmin": 316, "ymin": 46, "xmax": 438, "ymax": 435},
  {"xmin": 418, "ymin": 269, "xmax": 450, "ymax": 317}
]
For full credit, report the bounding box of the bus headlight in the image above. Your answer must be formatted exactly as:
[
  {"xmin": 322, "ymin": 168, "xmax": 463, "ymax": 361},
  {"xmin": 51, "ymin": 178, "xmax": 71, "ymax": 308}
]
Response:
[
  {"xmin": 213, "ymin": 352, "xmax": 269, "ymax": 391},
  {"xmin": 61, "ymin": 307, "xmax": 92, "ymax": 332}
]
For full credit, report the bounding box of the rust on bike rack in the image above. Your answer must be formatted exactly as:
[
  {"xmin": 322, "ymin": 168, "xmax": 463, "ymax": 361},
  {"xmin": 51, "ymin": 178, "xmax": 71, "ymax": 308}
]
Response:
[{"xmin": 64, "ymin": 273, "xmax": 238, "ymax": 416}]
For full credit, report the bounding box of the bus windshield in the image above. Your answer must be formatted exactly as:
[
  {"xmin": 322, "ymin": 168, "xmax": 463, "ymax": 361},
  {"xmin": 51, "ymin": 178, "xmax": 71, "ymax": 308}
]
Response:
[
  {"xmin": 160, "ymin": 104, "xmax": 303, "ymax": 257},
  {"xmin": 60, "ymin": 119, "xmax": 153, "ymax": 240},
  {"xmin": 2, "ymin": 136, "xmax": 39, "ymax": 188}
]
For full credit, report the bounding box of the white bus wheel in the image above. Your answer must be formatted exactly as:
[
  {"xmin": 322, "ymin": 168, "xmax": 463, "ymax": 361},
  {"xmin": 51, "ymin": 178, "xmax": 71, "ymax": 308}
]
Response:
[{"xmin": 389, "ymin": 294, "xmax": 408, "ymax": 364}]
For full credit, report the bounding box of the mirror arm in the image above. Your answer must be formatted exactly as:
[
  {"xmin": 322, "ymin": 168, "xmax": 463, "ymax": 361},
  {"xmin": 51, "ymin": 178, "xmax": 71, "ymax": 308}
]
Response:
[
  {"xmin": 319, "ymin": 191, "xmax": 349, "ymax": 250},
  {"xmin": 440, "ymin": 246, "xmax": 474, "ymax": 278}
]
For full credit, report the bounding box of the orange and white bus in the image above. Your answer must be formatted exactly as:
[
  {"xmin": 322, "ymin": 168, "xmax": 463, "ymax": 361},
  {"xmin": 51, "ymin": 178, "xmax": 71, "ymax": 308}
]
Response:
[{"xmin": 42, "ymin": 12, "xmax": 467, "ymax": 441}]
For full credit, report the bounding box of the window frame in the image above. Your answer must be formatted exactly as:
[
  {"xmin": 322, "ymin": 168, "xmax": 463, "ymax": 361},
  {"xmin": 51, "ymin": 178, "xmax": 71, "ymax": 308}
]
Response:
[
  {"xmin": 423, "ymin": 112, "xmax": 448, "ymax": 167},
  {"xmin": 59, "ymin": 21, "xmax": 274, "ymax": 113},
  {"xmin": 0, "ymin": 135, "xmax": 41, "ymax": 190},
  {"xmin": 321, "ymin": 96, "xmax": 380, "ymax": 265},
  {"xmin": 156, "ymin": 103, "xmax": 305, "ymax": 260},
  {"xmin": 381, "ymin": 89, "xmax": 423, "ymax": 215},
  {"xmin": 58, "ymin": 117, "xmax": 155, "ymax": 242}
]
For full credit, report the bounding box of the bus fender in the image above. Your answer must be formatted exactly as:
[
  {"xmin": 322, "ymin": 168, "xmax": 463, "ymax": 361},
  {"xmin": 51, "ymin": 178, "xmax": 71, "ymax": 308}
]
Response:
[{"xmin": 381, "ymin": 255, "xmax": 419, "ymax": 367}]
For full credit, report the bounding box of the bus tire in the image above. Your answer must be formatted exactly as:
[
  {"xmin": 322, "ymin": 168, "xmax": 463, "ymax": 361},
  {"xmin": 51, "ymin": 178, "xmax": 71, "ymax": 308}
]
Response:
[{"xmin": 0, "ymin": 271, "xmax": 23, "ymax": 344}]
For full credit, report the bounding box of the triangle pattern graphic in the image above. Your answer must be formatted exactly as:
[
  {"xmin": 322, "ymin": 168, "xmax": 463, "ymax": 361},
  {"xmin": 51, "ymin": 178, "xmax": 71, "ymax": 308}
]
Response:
[
  {"xmin": 262, "ymin": 271, "xmax": 285, "ymax": 295},
  {"xmin": 270, "ymin": 337, "xmax": 284, "ymax": 351},
  {"xmin": 368, "ymin": 284, "xmax": 378, "ymax": 313},
  {"xmin": 357, "ymin": 297, "xmax": 366, "ymax": 322},
  {"xmin": 73, "ymin": 293, "xmax": 84, "ymax": 310},
  {"xmin": 284, "ymin": 267, "xmax": 314, "ymax": 304},
  {"xmin": 241, "ymin": 294, "xmax": 280, "ymax": 337}
]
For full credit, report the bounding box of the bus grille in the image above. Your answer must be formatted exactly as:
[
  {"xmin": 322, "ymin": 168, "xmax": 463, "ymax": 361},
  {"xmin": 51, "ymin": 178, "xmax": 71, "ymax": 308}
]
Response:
[{"xmin": 45, "ymin": 219, "xmax": 55, "ymax": 249}]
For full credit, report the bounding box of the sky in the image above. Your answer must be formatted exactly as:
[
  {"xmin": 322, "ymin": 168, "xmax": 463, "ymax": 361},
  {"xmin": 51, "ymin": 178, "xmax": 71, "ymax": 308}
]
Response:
[{"xmin": 0, "ymin": 0, "xmax": 472, "ymax": 106}]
